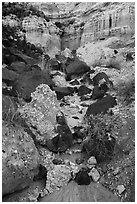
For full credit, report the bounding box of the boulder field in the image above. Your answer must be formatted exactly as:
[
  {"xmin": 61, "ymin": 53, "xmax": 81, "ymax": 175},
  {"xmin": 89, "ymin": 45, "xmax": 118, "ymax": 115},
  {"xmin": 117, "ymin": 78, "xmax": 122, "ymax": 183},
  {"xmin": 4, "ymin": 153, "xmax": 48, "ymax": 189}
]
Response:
[{"xmin": 2, "ymin": 2, "xmax": 135, "ymax": 202}]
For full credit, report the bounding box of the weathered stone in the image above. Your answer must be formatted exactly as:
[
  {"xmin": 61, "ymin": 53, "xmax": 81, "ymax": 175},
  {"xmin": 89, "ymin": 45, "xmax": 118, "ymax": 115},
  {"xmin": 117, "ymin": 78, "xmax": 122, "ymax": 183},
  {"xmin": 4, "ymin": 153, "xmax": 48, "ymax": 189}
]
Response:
[
  {"xmin": 87, "ymin": 156, "xmax": 97, "ymax": 165},
  {"xmin": 18, "ymin": 84, "xmax": 73, "ymax": 152},
  {"xmin": 77, "ymin": 38, "xmax": 125, "ymax": 69},
  {"xmin": 2, "ymin": 67, "xmax": 19, "ymax": 82},
  {"xmin": 91, "ymin": 86, "xmax": 105, "ymax": 100},
  {"xmin": 78, "ymin": 85, "xmax": 91, "ymax": 96},
  {"xmin": 75, "ymin": 168, "xmax": 91, "ymax": 185},
  {"xmin": 2, "ymin": 180, "xmax": 45, "ymax": 202},
  {"xmin": 65, "ymin": 59, "xmax": 90, "ymax": 80},
  {"xmin": 44, "ymin": 165, "xmax": 72, "ymax": 195},
  {"xmin": 116, "ymin": 185, "xmax": 126, "ymax": 194},
  {"xmin": 9, "ymin": 61, "xmax": 31, "ymax": 74},
  {"xmin": 46, "ymin": 111, "xmax": 73, "ymax": 152},
  {"xmin": 18, "ymin": 84, "xmax": 59, "ymax": 144},
  {"xmin": 22, "ymin": 15, "xmax": 61, "ymax": 58},
  {"xmin": 53, "ymin": 86, "xmax": 74, "ymax": 100},
  {"xmin": 51, "ymin": 72, "xmax": 68, "ymax": 87},
  {"xmin": 86, "ymin": 95, "xmax": 117, "ymax": 116},
  {"xmin": 13, "ymin": 69, "xmax": 54, "ymax": 101},
  {"xmin": 2, "ymin": 121, "xmax": 39, "ymax": 196},
  {"xmin": 88, "ymin": 168, "xmax": 100, "ymax": 182}
]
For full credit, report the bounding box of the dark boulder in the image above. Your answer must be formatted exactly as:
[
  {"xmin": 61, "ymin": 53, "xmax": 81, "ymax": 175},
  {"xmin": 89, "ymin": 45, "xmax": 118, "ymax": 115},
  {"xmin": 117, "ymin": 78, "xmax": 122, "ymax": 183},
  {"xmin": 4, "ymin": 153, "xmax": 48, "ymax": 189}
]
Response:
[
  {"xmin": 86, "ymin": 95, "xmax": 117, "ymax": 116},
  {"xmin": 53, "ymin": 86, "xmax": 75, "ymax": 100},
  {"xmin": 78, "ymin": 85, "xmax": 91, "ymax": 96},
  {"xmin": 46, "ymin": 58, "xmax": 61, "ymax": 71},
  {"xmin": 80, "ymin": 73, "xmax": 93, "ymax": 85},
  {"xmin": 12, "ymin": 70, "xmax": 54, "ymax": 102},
  {"xmin": 91, "ymin": 86, "xmax": 105, "ymax": 100},
  {"xmin": 100, "ymin": 82, "xmax": 109, "ymax": 92},
  {"xmin": 33, "ymin": 164, "xmax": 47, "ymax": 181},
  {"xmin": 9, "ymin": 47, "xmax": 37, "ymax": 65},
  {"xmin": 126, "ymin": 52, "xmax": 134, "ymax": 61},
  {"xmin": 75, "ymin": 168, "xmax": 91, "ymax": 185},
  {"xmin": 92, "ymin": 72, "xmax": 110, "ymax": 86},
  {"xmin": 65, "ymin": 59, "xmax": 90, "ymax": 80},
  {"xmin": 9, "ymin": 61, "xmax": 31, "ymax": 74},
  {"xmin": 2, "ymin": 68, "xmax": 19, "ymax": 82},
  {"xmin": 46, "ymin": 112, "xmax": 73, "ymax": 153}
]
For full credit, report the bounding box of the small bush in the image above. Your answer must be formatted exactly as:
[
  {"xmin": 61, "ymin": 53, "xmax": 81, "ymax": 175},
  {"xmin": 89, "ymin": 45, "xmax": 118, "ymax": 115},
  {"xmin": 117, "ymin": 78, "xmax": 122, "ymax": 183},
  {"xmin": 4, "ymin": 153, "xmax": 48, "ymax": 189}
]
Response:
[
  {"xmin": 116, "ymin": 79, "xmax": 135, "ymax": 105},
  {"xmin": 82, "ymin": 114, "xmax": 121, "ymax": 162}
]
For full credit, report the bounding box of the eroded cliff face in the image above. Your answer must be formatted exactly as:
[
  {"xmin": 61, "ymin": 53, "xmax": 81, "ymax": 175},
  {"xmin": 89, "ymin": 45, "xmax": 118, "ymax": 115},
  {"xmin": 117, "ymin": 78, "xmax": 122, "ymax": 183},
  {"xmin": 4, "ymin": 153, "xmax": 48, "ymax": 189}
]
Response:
[
  {"xmin": 3, "ymin": 2, "xmax": 135, "ymax": 53},
  {"xmin": 34, "ymin": 2, "xmax": 135, "ymax": 50}
]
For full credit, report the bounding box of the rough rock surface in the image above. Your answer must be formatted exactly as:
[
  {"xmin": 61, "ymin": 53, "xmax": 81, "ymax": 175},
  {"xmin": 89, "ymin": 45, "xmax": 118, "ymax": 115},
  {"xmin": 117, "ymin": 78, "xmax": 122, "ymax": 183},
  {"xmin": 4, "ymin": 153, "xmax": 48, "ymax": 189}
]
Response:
[
  {"xmin": 77, "ymin": 37, "xmax": 125, "ymax": 68},
  {"xmin": 18, "ymin": 84, "xmax": 60, "ymax": 144},
  {"xmin": 2, "ymin": 180, "xmax": 45, "ymax": 202},
  {"xmin": 18, "ymin": 84, "xmax": 73, "ymax": 152},
  {"xmin": 2, "ymin": 121, "xmax": 39, "ymax": 196},
  {"xmin": 34, "ymin": 2, "xmax": 135, "ymax": 50},
  {"xmin": 13, "ymin": 69, "xmax": 54, "ymax": 101}
]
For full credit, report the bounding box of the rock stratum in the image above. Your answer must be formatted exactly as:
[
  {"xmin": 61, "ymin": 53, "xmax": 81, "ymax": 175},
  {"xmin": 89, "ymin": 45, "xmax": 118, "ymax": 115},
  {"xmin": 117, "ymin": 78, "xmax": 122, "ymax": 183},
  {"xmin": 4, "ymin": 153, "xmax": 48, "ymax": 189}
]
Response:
[{"xmin": 3, "ymin": 2, "xmax": 135, "ymax": 55}]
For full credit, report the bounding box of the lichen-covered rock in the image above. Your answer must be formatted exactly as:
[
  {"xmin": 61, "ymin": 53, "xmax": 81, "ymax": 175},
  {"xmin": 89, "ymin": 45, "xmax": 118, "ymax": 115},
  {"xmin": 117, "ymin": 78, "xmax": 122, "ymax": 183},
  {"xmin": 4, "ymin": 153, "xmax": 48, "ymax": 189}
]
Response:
[
  {"xmin": 18, "ymin": 84, "xmax": 73, "ymax": 152},
  {"xmin": 45, "ymin": 165, "xmax": 72, "ymax": 195},
  {"xmin": 18, "ymin": 84, "xmax": 59, "ymax": 143},
  {"xmin": 2, "ymin": 121, "xmax": 39, "ymax": 196}
]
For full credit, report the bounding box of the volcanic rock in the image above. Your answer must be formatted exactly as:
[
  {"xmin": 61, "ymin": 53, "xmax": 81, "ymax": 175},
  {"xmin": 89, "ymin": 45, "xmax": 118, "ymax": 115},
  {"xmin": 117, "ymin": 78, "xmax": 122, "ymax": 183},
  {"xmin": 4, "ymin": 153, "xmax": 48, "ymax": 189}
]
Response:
[{"xmin": 86, "ymin": 95, "xmax": 117, "ymax": 116}]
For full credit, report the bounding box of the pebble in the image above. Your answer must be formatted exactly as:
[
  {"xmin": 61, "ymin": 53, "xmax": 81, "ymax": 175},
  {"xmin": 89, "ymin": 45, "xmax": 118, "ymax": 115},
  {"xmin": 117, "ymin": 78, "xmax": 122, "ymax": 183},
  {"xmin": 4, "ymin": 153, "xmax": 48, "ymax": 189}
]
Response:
[
  {"xmin": 77, "ymin": 138, "xmax": 82, "ymax": 144},
  {"xmin": 88, "ymin": 167, "xmax": 100, "ymax": 182},
  {"xmin": 75, "ymin": 158, "xmax": 84, "ymax": 165},
  {"xmin": 87, "ymin": 156, "xmax": 97, "ymax": 165},
  {"xmin": 113, "ymin": 167, "xmax": 120, "ymax": 175},
  {"xmin": 116, "ymin": 185, "xmax": 126, "ymax": 194}
]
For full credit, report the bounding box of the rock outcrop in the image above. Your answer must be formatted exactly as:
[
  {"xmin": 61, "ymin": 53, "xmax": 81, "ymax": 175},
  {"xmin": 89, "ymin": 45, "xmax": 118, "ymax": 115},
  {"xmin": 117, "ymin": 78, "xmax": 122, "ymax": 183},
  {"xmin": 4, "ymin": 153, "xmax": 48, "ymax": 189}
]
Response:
[
  {"xmin": 34, "ymin": 2, "xmax": 135, "ymax": 50},
  {"xmin": 3, "ymin": 2, "xmax": 135, "ymax": 52},
  {"xmin": 2, "ymin": 121, "xmax": 39, "ymax": 196},
  {"xmin": 18, "ymin": 84, "xmax": 73, "ymax": 152}
]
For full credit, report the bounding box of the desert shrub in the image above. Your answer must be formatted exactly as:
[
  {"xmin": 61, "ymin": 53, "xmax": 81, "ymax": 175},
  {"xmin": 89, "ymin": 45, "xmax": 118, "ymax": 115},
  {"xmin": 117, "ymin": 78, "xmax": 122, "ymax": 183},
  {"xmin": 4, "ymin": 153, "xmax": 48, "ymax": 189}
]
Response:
[
  {"xmin": 82, "ymin": 114, "xmax": 121, "ymax": 162},
  {"xmin": 116, "ymin": 79, "xmax": 135, "ymax": 105}
]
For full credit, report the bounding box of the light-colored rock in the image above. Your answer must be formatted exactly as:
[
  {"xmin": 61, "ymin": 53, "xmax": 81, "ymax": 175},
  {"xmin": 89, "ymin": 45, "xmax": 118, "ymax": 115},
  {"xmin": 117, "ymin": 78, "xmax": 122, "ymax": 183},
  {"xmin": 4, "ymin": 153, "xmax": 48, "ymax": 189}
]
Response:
[
  {"xmin": 18, "ymin": 84, "xmax": 60, "ymax": 145},
  {"xmin": 44, "ymin": 165, "xmax": 72, "ymax": 195},
  {"xmin": 87, "ymin": 156, "xmax": 97, "ymax": 165},
  {"xmin": 22, "ymin": 16, "xmax": 61, "ymax": 58},
  {"xmin": 77, "ymin": 38, "xmax": 125, "ymax": 69},
  {"xmin": 2, "ymin": 121, "xmax": 39, "ymax": 196},
  {"xmin": 34, "ymin": 2, "xmax": 134, "ymax": 49},
  {"xmin": 116, "ymin": 185, "xmax": 126, "ymax": 194},
  {"xmin": 18, "ymin": 84, "xmax": 73, "ymax": 152},
  {"xmin": 88, "ymin": 167, "xmax": 100, "ymax": 182}
]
